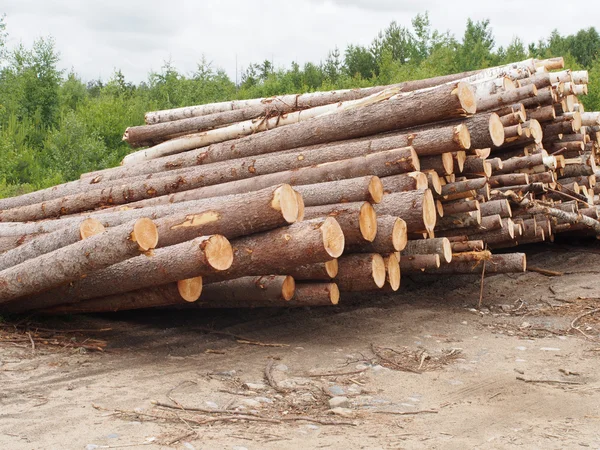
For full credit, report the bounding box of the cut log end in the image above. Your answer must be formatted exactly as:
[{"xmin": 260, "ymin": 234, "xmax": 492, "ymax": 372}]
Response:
[
  {"xmin": 456, "ymin": 81, "xmax": 477, "ymax": 114},
  {"xmin": 392, "ymin": 218, "xmax": 408, "ymax": 251},
  {"xmin": 329, "ymin": 283, "xmax": 340, "ymax": 305},
  {"xmin": 423, "ymin": 189, "xmax": 437, "ymax": 235},
  {"xmin": 442, "ymin": 238, "xmax": 452, "ymax": 263},
  {"xmin": 482, "ymin": 161, "xmax": 493, "ymax": 178},
  {"xmin": 131, "ymin": 218, "xmax": 159, "ymax": 251},
  {"xmin": 436, "ymin": 200, "xmax": 444, "ymax": 218},
  {"xmin": 321, "ymin": 217, "xmax": 345, "ymax": 258},
  {"xmin": 455, "ymin": 124, "xmax": 471, "ymax": 150},
  {"xmin": 204, "ymin": 235, "xmax": 234, "ymax": 271},
  {"xmin": 489, "ymin": 113, "xmax": 505, "ymax": 147},
  {"xmin": 368, "ymin": 176, "xmax": 384, "ymax": 204},
  {"xmin": 359, "ymin": 202, "xmax": 378, "ymax": 242},
  {"xmin": 529, "ymin": 119, "xmax": 543, "ymax": 144},
  {"xmin": 372, "ymin": 254, "xmax": 387, "ymax": 288},
  {"xmin": 386, "ymin": 253, "xmax": 401, "ymax": 291},
  {"xmin": 272, "ymin": 184, "xmax": 300, "ymax": 223},
  {"xmin": 295, "ymin": 191, "xmax": 305, "ymax": 221},
  {"xmin": 325, "ymin": 259, "xmax": 339, "ymax": 278},
  {"xmin": 178, "ymin": 276, "xmax": 203, "ymax": 302},
  {"xmin": 282, "ymin": 275, "xmax": 296, "ymax": 301},
  {"xmin": 441, "ymin": 153, "xmax": 455, "ymax": 175},
  {"xmin": 79, "ymin": 218, "xmax": 106, "ymax": 240}
]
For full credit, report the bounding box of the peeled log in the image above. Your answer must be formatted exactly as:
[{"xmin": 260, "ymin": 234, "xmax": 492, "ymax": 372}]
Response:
[
  {"xmin": 335, "ymin": 253, "xmax": 387, "ymax": 291},
  {"xmin": 402, "ymin": 238, "xmax": 452, "ymax": 263},
  {"xmin": 346, "ymin": 216, "xmax": 407, "ymax": 253},
  {"xmin": 122, "ymin": 82, "xmax": 476, "ymax": 165},
  {"xmin": 421, "ymin": 253, "xmax": 526, "ymax": 274},
  {"xmin": 0, "ymin": 218, "xmax": 158, "ymax": 305},
  {"xmin": 203, "ymin": 217, "xmax": 345, "ymax": 284},
  {"xmin": 374, "ymin": 189, "xmax": 437, "ymax": 234},
  {"xmin": 287, "ymin": 260, "xmax": 338, "ymax": 280},
  {"xmin": 0, "ymin": 218, "xmax": 105, "ymax": 272},
  {"xmin": 294, "ymin": 176, "xmax": 383, "ymax": 206},
  {"xmin": 6, "ymin": 235, "xmax": 232, "ymax": 314},
  {"xmin": 304, "ymin": 202, "xmax": 377, "ymax": 243}
]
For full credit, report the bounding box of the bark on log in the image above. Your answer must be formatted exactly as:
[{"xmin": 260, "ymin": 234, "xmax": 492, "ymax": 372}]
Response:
[
  {"xmin": 287, "ymin": 260, "xmax": 338, "ymax": 280},
  {"xmin": 400, "ymin": 254, "xmax": 440, "ymax": 272},
  {"xmin": 520, "ymin": 87, "xmax": 556, "ymax": 109},
  {"xmin": 198, "ymin": 275, "xmax": 296, "ymax": 305},
  {"xmin": 6, "ymin": 235, "xmax": 233, "ymax": 314},
  {"xmin": 294, "ymin": 176, "xmax": 383, "ymax": 206},
  {"xmin": 203, "ymin": 218, "xmax": 345, "ymax": 284},
  {"xmin": 122, "ymin": 82, "xmax": 476, "ymax": 165},
  {"xmin": 441, "ymin": 199, "xmax": 480, "ymax": 215},
  {"xmin": 499, "ymin": 111, "xmax": 524, "ymax": 127},
  {"xmin": 477, "ymin": 85, "xmax": 538, "ymax": 112},
  {"xmin": 479, "ymin": 199, "xmax": 512, "ymax": 218},
  {"xmin": 381, "ymin": 172, "xmax": 428, "ymax": 193},
  {"xmin": 304, "ymin": 202, "xmax": 377, "ymax": 243},
  {"xmin": 527, "ymin": 105, "xmax": 556, "ymax": 122},
  {"xmin": 0, "ymin": 218, "xmax": 158, "ymax": 305},
  {"xmin": 441, "ymin": 178, "xmax": 488, "ymax": 197},
  {"xmin": 0, "ymin": 218, "xmax": 104, "ymax": 272},
  {"xmin": 462, "ymin": 156, "xmax": 493, "ymax": 177},
  {"xmin": 424, "ymin": 171, "xmax": 443, "ymax": 195},
  {"xmin": 435, "ymin": 210, "xmax": 481, "ymax": 231},
  {"xmin": 450, "ymin": 240, "xmax": 485, "ymax": 252},
  {"xmin": 0, "ymin": 234, "xmax": 40, "ymax": 254},
  {"xmin": 335, "ymin": 253, "xmax": 387, "ymax": 291},
  {"xmin": 374, "ymin": 189, "xmax": 437, "ymax": 234},
  {"xmin": 402, "ymin": 237, "xmax": 452, "ymax": 263},
  {"xmin": 489, "ymin": 173, "xmax": 530, "ymax": 188},
  {"xmin": 420, "ymin": 153, "xmax": 454, "ymax": 176},
  {"xmin": 346, "ymin": 216, "xmax": 407, "ymax": 253}
]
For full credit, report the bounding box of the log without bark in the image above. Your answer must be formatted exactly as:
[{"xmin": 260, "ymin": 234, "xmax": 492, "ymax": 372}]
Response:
[
  {"xmin": 0, "ymin": 218, "xmax": 158, "ymax": 305},
  {"xmin": 374, "ymin": 189, "xmax": 437, "ymax": 234},
  {"xmin": 384, "ymin": 253, "xmax": 401, "ymax": 291},
  {"xmin": 335, "ymin": 253, "xmax": 387, "ymax": 291},
  {"xmin": 0, "ymin": 218, "xmax": 104, "ymax": 272},
  {"xmin": 109, "ymin": 147, "xmax": 419, "ymax": 211},
  {"xmin": 381, "ymin": 172, "xmax": 428, "ymax": 193},
  {"xmin": 287, "ymin": 260, "xmax": 338, "ymax": 280},
  {"xmin": 294, "ymin": 176, "xmax": 383, "ymax": 206},
  {"xmin": 421, "ymin": 253, "xmax": 526, "ymax": 274},
  {"xmin": 304, "ymin": 202, "xmax": 377, "ymax": 243},
  {"xmin": 403, "ymin": 237, "xmax": 452, "ymax": 263},
  {"xmin": 122, "ymin": 82, "xmax": 476, "ymax": 165},
  {"xmin": 400, "ymin": 254, "xmax": 441, "ymax": 272},
  {"xmin": 6, "ymin": 235, "xmax": 233, "ymax": 314},
  {"xmin": 203, "ymin": 217, "xmax": 345, "ymax": 284},
  {"xmin": 346, "ymin": 216, "xmax": 407, "ymax": 253}
]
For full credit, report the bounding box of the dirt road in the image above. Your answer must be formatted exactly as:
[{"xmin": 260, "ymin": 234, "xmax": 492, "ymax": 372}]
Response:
[{"xmin": 2, "ymin": 243, "xmax": 600, "ymax": 449}]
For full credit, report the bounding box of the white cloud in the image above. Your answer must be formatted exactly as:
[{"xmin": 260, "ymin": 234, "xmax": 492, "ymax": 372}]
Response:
[{"xmin": 2, "ymin": 0, "xmax": 599, "ymax": 83}]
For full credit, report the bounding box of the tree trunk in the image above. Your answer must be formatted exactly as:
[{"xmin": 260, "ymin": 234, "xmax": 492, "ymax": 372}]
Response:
[
  {"xmin": 0, "ymin": 218, "xmax": 158, "ymax": 305},
  {"xmin": 488, "ymin": 173, "xmax": 530, "ymax": 188},
  {"xmin": 374, "ymin": 189, "xmax": 437, "ymax": 234},
  {"xmin": 450, "ymin": 240, "xmax": 484, "ymax": 252},
  {"xmin": 202, "ymin": 217, "xmax": 345, "ymax": 284},
  {"xmin": 436, "ymin": 210, "xmax": 482, "ymax": 230},
  {"xmin": 287, "ymin": 260, "xmax": 338, "ymax": 280},
  {"xmin": 304, "ymin": 202, "xmax": 378, "ymax": 243},
  {"xmin": 462, "ymin": 156, "xmax": 493, "ymax": 177},
  {"xmin": 477, "ymin": 85, "xmax": 538, "ymax": 112},
  {"xmin": 442, "ymin": 199, "xmax": 480, "ymax": 215},
  {"xmin": 294, "ymin": 176, "xmax": 383, "ymax": 206},
  {"xmin": 463, "ymin": 112, "xmax": 505, "ymax": 148},
  {"xmin": 346, "ymin": 216, "xmax": 407, "ymax": 253},
  {"xmin": 381, "ymin": 172, "xmax": 428, "ymax": 194},
  {"xmin": 402, "ymin": 237, "xmax": 452, "ymax": 263},
  {"xmin": 400, "ymin": 254, "xmax": 440, "ymax": 272},
  {"xmin": 198, "ymin": 275, "xmax": 296, "ymax": 305},
  {"xmin": 5, "ymin": 235, "xmax": 232, "ymax": 314},
  {"xmin": 441, "ymin": 178, "xmax": 488, "ymax": 197},
  {"xmin": 0, "ymin": 234, "xmax": 41, "ymax": 254},
  {"xmin": 467, "ymin": 219, "xmax": 516, "ymax": 244},
  {"xmin": 527, "ymin": 105, "xmax": 556, "ymax": 122},
  {"xmin": 335, "ymin": 253, "xmax": 387, "ymax": 291},
  {"xmin": 419, "ymin": 153, "xmax": 454, "ymax": 176},
  {"xmin": 0, "ymin": 218, "xmax": 104, "ymax": 272},
  {"xmin": 421, "ymin": 253, "xmax": 526, "ymax": 274}
]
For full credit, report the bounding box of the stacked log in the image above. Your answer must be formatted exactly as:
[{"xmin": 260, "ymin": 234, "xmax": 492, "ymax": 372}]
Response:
[{"xmin": 1, "ymin": 56, "xmax": 599, "ymax": 314}]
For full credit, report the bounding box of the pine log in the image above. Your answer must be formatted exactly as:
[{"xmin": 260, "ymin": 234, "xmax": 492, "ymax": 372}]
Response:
[
  {"xmin": 441, "ymin": 199, "xmax": 480, "ymax": 215},
  {"xmin": 462, "ymin": 156, "xmax": 493, "ymax": 177},
  {"xmin": 381, "ymin": 172, "xmax": 428, "ymax": 193},
  {"xmin": 499, "ymin": 111, "xmax": 524, "ymax": 127},
  {"xmin": 400, "ymin": 254, "xmax": 440, "ymax": 272},
  {"xmin": 420, "ymin": 153, "xmax": 454, "ymax": 176},
  {"xmin": 450, "ymin": 240, "xmax": 485, "ymax": 252},
  {"xmin": 0, "ymin": 234, "xmax": 41, "ymax": 254},
  {"xmin": 198, "ymin": 275, "xmax": 296, "ymax": 305},
  {"xmin": 0, "ymin": 218, "xmax": 158, "ymax": 305},
  {"xmin": 488, "ymin": 173, "xmax": 530, "ymax": 188},
  {"xmin": 384, "ymin": 253, "xmax": 401, "ymax": 291},
  {"xmin": 529, "ymin": 171, "xmax": 556, "ymax": 185},
  {"xmin": 424, "ymin": 170, "xmax": 443, "ymax": 195},
  {"xmin": 520, "ymin": 87, "xmax": 556, "ymax": 109},
  {"xmin": 294, "ymin": 176, "xmax": 383, "ymax": 206},
  {"xmin": 519, "ymin": 72, "xmax": 552, "ymax": 89},
  {"xmin": 108, "ymin": 147, "xmax": 419, "ymax": 211},
  {"xmin": 467, "ymin": 218, "xmax": 515, "ymax": 244},
  {"xmin": 503, "ymin": 124, "xmax": 523, "ymax": 141},
  {"xmin": 122, "ymin": 82, "xmax": 476, "ymax": 165},
  {"xmin": 402, "ymin": 237, "xmax": 452, "ymax": 263},
  {"xmin": 421, "ymin": 253, "xmax": 525, "ymax": 274},
  {"xmin": 0, "ymin": 218, "xmax": 105, "ymax": 272},
  {"xmin": 335, "ymin": 253, "xmax": 387, "ymax": 291},
  {"xmin": 346, "ymin": 216, "xmax": 407, "ymax": 253},
  {"xmin": 6, "ymin": 235, "xmax": 233, "ymax": 314},
  {"xmin": 304, "ymin": 202, "xmax": 377, "ymax": 243},
  {"xmin": 477, "ymin": 85, "xmax": 537, "ymax": 112},
  {"xmin": 527, "ymin": 105, "xmax": 556, "ymax": 122},
  {"xmin": 441, "ymin": 178, "xmax": 488, "ymax": 197},
  {"xmin": 436, "ymin": 210, "xmax": 481, "ymax": 231},
  {"xmin": 287, "ymin": 260, "xmax": 338, "ymax": 280},
  {"xmin": 480, "ymin": 199, "xmax": 512, "ymax": 218},
  {"xmin": 437, "ymin": 214, "xmax": 503, "ymax": 237},
  {"xmin": 374, "ymin": 189, "xmax": 436, "ymax": 234},
  {"xmin": 453, "ymin": 151, "xmax": 467, "ymax": 173},
  {"xmin": 495, "ymin": 103, "xmax": 526, "ymax": 119}
]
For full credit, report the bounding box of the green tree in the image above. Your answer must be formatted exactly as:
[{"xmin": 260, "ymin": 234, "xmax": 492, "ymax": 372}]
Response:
[{"xmin": 456, "ymin": 19, "xmax": 495, "ymax": 71}]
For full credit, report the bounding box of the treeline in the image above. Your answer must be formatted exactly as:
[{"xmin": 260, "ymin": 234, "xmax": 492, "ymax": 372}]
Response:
[{"xmin": 0, "ymin": 13, "xmax": 599, "ymax": 197}]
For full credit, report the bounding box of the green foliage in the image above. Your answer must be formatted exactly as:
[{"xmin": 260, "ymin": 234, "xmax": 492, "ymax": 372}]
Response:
[{"xmin": 0, "ymin": 13, "xmax": 599, "ymax": 198}]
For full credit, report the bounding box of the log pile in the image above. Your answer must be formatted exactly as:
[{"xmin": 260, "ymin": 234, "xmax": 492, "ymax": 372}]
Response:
[{"xmin": 0, "ymin": 56, "xmax": 599, "ymax": 314}]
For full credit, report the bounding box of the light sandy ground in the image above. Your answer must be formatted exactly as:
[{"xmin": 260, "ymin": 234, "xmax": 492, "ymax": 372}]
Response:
[{"xmin": 2, "ymin": 242, "xmax": 600, "ymax": 449}]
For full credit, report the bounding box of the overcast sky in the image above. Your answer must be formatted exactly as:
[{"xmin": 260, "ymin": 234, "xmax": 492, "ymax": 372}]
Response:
[{"xmin": 2, "ymin": 0, "xmax": 599, "ymax": 83}]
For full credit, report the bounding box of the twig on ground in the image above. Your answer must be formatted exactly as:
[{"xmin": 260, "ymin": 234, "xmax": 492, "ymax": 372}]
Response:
[
  {"xmin": 305, "ymin": 369, "xmax": 368, "ymax": 378},
  {"xmin": 373, "ymin": 409, "xmax": 439, "ymax": 415},
  {"xmin": 570, "ymin": 308, "xmax": 600, "ymax": 340},
  {"xmin": 516, "ymin": 376, "xmax": 583, "ymax": 385},
  {"xmin": 528, "ymin": 267, "xmax": 564, "ymax": 276}
]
